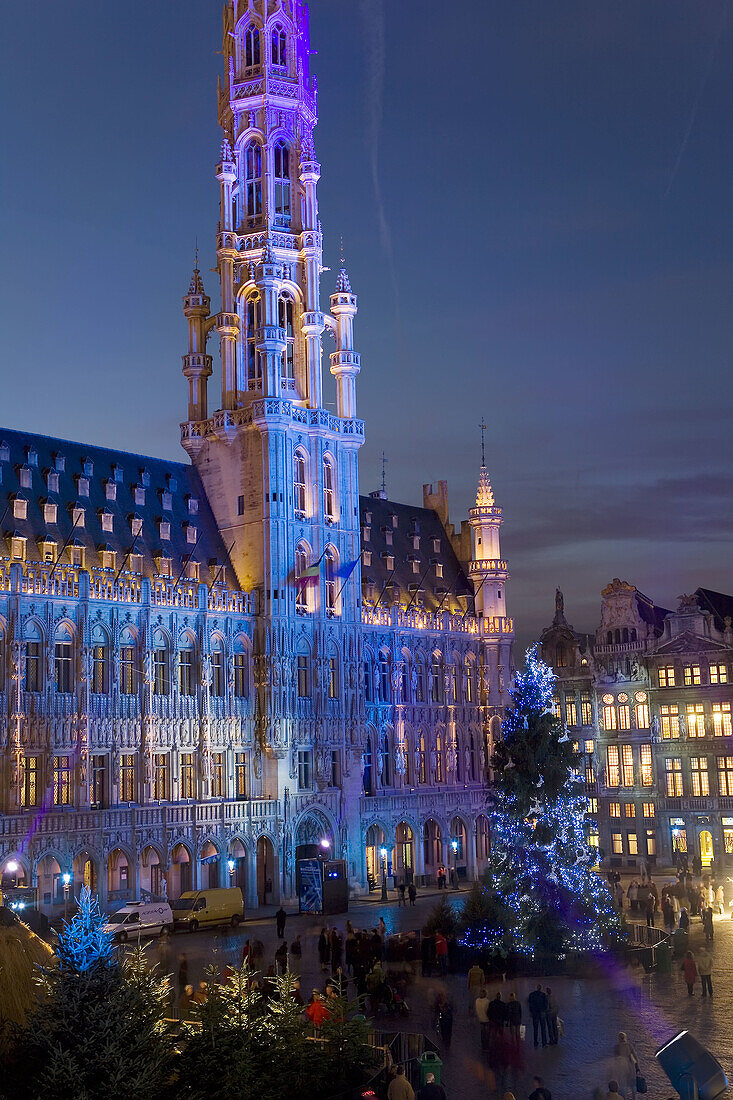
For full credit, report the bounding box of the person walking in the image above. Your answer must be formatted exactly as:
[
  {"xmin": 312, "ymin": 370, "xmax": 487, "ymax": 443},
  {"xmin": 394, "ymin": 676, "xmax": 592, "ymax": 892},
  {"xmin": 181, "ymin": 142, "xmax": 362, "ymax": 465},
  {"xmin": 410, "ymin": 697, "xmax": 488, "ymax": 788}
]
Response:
[
  {"xmin": 679, "ymin": 907, "xmax": 690, "ymax": 934},
  {"xmin": 398, "ymin": 882, "xmax": 407, "ymax": 907},
  {"xmin": 475, "ymin": 987, "xmax": 490, "ymax": 1049},
  {"xmin": 435, "ymin": 992, "xmax": 454, "ymax": 1047},
  {"xmin": 644, "ymin": 890, "xmax": 656, "ymax": 928},
  {"xmin": 527, "ymin": 984, "xmax": 548, "ymax": 1048},
  {"xmin": 275, "ymin": 939, "xmax": 288, "ymax": 974},
  {"xmin": 612, "ymin": 1031, "xmax": 639, "ymax": 1099},
  {"xmin": 275, "ymin": 905, "xmax": 287, "ymax": 939},
  {"xmin": 545, "ymin": 987, "xmax": 559, "ymax": 1045},
  {"xmin": 467, "ymin": 961, "xmax": 485, "ymax": 1016},
  {"xmin": 662, "ymin": 896, "xmax": 675, "ymax": 935},
  {"xmin": 387, "ymin": 1065, "xmax": 415, "ymax": 1100},
  {"xmin": 702, "ymin": 904, "xmax": 714, "ymax": 942},
  {"xmin": 681, "ymin": 950, "xmax": 698, "ymax": 996},
  {"xmin": 417, "ymin": 1073, "xmax": 447, "ymax": 1100},
  {"xmin": 696, "ymin": 946, "xmax": 713, "ymax": 998},
  {"xmin": 528, "ymin": 1076, "xmax": 552, "ymax": 1100},
  {"xmin": 318, "ymin": 927, "xmax": 330, "ymax": 972},
  {"xmin": 290, "ymin": 934, "xmax": 302, "ymax": 972},
  {"xmin": 408, "ymin": 882, "xmax": 417, "ymax": 906},
  {"xmin": 506, "ymin": 991, "xmax": 522, "ymax": 1040},
  {"xmin": 605, "ymin": 1083, "xmax": 624, "ymax": 1100}
]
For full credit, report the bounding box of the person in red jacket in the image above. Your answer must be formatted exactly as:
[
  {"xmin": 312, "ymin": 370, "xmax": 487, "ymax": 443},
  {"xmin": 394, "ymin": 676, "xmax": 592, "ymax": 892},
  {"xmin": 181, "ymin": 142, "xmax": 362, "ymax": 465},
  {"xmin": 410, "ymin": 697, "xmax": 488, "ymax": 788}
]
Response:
[
  {"xmin": 681, "ymin": 950, "xmax": 698, "ymax": 996},
  {"xmin": 306, "ymin": 990, "xmax": 332, "ymax": 1030}
]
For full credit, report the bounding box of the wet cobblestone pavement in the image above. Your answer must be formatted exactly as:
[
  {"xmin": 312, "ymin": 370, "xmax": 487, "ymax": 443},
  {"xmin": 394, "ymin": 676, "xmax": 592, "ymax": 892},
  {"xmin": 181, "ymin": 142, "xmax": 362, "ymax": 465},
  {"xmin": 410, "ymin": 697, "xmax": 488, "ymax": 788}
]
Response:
[{"xmin": 164, "ymin": 886, "xmax": 733, "ymax": 1099}]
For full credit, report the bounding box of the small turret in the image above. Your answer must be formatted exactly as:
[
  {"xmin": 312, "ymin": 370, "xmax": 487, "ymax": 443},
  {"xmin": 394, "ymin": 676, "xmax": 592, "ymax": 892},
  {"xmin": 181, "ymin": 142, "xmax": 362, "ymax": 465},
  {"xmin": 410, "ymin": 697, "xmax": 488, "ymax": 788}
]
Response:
[
  {"xmin": 329, "ymin": 251, "xmax": 360, "ymax": 418},
  {"xmin": 181, "ymin": 259, "xmax": 212, "ymax": 432}
]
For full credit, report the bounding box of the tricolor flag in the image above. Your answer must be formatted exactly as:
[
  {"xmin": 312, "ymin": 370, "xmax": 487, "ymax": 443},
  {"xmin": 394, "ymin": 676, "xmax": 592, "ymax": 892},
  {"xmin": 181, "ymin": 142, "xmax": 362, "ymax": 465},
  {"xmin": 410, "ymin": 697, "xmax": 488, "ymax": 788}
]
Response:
[{"xmin": 296, "ymin": 563, "xmax": 320, "ymax": 586}]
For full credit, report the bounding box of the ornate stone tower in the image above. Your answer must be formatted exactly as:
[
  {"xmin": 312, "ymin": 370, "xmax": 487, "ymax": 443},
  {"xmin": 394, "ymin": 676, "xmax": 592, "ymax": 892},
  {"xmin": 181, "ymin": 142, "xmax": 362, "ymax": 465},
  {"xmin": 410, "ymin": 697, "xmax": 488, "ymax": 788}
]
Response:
[
  {"xmin": 469, "ymin": 464, "xmax": 513, "ymax": 710},
  {"xmin": 179, "ymin": 0, "xmax": 365, "ymax": 878}
]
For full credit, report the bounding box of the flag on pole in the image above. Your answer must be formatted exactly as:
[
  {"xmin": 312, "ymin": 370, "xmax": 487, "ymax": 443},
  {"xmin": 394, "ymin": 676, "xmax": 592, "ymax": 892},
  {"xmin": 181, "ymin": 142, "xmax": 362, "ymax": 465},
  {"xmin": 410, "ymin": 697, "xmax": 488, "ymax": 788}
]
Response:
[
  {"xmin": 296, "ymin": 563, "xmax": 320, "ymax": 586},
  {"xmin": 336, "ymin": 558, "xmax": 359, "ymax": 580}
]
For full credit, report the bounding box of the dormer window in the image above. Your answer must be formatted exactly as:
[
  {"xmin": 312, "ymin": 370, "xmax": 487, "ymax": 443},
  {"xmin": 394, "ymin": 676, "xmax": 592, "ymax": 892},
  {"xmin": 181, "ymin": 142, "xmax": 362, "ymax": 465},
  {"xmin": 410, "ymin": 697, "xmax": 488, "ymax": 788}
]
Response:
[
  {"xmin": 77, "ymin": 476, "xmax": 89, "ymax": 497},
  {"xmin": 43, "ymin": 501, "xmax": 57, "ymax": 524},
  {"xmin": 47, "ymin": 470, "xmax": 59, "ymax": 493},
  {"xmin": 134, "ymin": 486, "xmax": 145, "ymax": 506},
  {"xmin": 11, "ymin": 534, "xmax": 26, "ymax": 561},
  {"xmin": 140, "ymin": 468, "xmax": 150, "ymax": 488},
  {"xmin": 167, "ymin": 474, "xmax": 177, "ymax": 493},
  {"xmin": 19, "ymin": 466, "xmax": 32, "ymax": 489},
  {"xmin": 105, "ymin": 480, "xmax": 117, "ymax": 501},
  {"xmin": 161, "ymin": 491, "xmax": 172, "ymax": 512},
  {"xmin": 72, "ymin": 506, "xmax": 85, "ymax": 528},
  {"xmin": 187, "ymin": 497, "xmax": 198, "ymax": 515},
  {"xmin": 70, "ymin": 544, "xmax": 84, "ymax": 567},
  {"xmin": 40, "ymin": 538, "xmax": 57, "ymax": 563},
  {"xmin": 434, "ymin": 561, "xmax": 444, "ymax": 578},
  {"xmin": 412, "ymin": 535, "xmax": 420, "ymax": 550},
  {"xmin": 382, "ymin": 552, "xmax": 394, "ymax": 571},
  {"xmin": 0, "ymin": 442, "xmax": 9, "ymax": 462},
  {"xmin": 130, "ymin": 515, "xmax": 143, "ymax": 538},
  {"xmin": 159, "ymin": 520, "xmax": 170, "ymax": 540},
  {"xmin": 186, "ymin": 560, "xmax": 199, "ymax": 581},
  {"xmin": 100, "ymin": 547, "xmax": 116, "ymax": 570},
  {"xmin": 432, "ymin": 538, "xmax": 440, "ymax": 553},
  {"xmin": 129, "ymin": 552, "xmax": 143, "ymax": 573},
  {"xmin": 13, "ymin": 497, "xmax": 28, "ymax": 520},
  {"xmin": 186, "ymin": 523, "xmax": 197, "ymax": 544},
  {"xmin": 156, "ymin": 553, "xmax": 173, "ymax": 578},
  {"xmin": 364, "ymin": 511, "xmax": 372, "ymax": 525},
  {"xmin": 112, "ymin": 463, "xmax": 123, "ymax": 483},
  {"xmin": 363, "ymin": 526, "xmax": 371, "ymax": 541},
  {"xmin": 363, "ymin": 550, "xmax": 372, "ymax": 567},
  {"xmin": 391, "ymin": 513, "xmax": 398, "ymax": 528},
  {"xmin": 26, "ymin": 448, "xmax": 38, "ymax": 467},
  {"xmin": 100, "ymin": 511, "xmax": 114, "ymax": 533},
  {"xmin": 82, "ymin": 457, "xmax": 93, "ymax": 476},
  {"xmin": 53, "ymin": 453, "xmax": 65, "ymax": 473}
]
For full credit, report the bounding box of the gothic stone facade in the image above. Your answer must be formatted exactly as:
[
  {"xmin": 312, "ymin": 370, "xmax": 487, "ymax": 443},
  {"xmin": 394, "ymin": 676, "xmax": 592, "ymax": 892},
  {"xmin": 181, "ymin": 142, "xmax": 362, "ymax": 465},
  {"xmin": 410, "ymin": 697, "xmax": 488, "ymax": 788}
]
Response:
[
  {"xmin": 541, "ymin": 583, "xmax": 733, "ymax": 873},
  {"xmin": 0, "ymin": 0, "xmax": 513, "ymax": 914}
]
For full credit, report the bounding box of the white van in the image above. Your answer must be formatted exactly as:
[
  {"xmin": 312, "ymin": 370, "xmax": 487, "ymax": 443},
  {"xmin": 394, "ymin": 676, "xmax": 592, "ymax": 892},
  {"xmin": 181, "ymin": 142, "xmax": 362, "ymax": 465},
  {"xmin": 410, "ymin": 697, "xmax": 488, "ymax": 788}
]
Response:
[{"xmin": 105, "ymin": 900, "xmax": 174, "ymax": 942}]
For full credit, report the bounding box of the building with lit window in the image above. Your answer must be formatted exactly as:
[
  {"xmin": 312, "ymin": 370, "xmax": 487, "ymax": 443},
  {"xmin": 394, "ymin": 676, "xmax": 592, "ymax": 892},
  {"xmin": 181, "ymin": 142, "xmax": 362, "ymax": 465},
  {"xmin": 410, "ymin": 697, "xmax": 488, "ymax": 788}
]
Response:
[
  {"xmin": 0, "ymin": 0, "xmax": 513, "ymax": 915},
  {"xmin": 541, "ymin": 581, "xmax": 733, "ymax": 872}
]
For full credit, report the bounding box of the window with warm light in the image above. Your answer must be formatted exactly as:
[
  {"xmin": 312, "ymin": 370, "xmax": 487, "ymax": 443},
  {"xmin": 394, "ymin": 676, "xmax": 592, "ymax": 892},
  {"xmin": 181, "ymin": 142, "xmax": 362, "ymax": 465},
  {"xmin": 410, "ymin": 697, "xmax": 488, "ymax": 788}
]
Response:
[
  {"xmin": 235, "ymin": 752, "xmax": 248, "ymax": 799},
  {"xmin": 602, "ymin": 694, "xmax": 617, "ymax": 731},
  {"xmin": 684, "ymin": 664, "xmax": 701, "ymax": 686},
  {"xmin": 627, "ymin": 832, "xmax": 638, "ymax": 855},
  {"xmin": 690, "ymin": 755, "xmax": 709, "ymax": 796},
  {"xmin": 620, "ymin": 744, "xmax": 634, "ymax": 786},
  {"xmin": 710, "ymin": 663, "xmax": 728, "ymax": 685},
  {"xmin": 606, "ymin": 746, "xmax": 620, "ymax": 787},
  {"xmin": 609, "ymin": 801, "xmax": 621, "ymax": 817},
  {"xmin": 180, "ymin": 753, "xmax": 195, "ymax": 800},
  {"xmin": 642, "ymin": 802, "xmax": 655, "ymax": 818},
  {"xmin": 565, "ymin": 693, "xmax": 578, "ymax": 726},
  {"xmin": 640, "ymin": 743, "xmax": 653, "ymax": 787},
  {"xmin": 618, "ymin": 704, "xmax": 631, "ymax": 731},
  {"xmin": 658, "ymin": 665, "xmax": 675, "ymax": 688},
  {"xmin": 611, "ymin": 832, "xmax": 623, "ymax": 855},
  {"xmin": 665, "ymin": 757, "xmax": 683, "ymax": 797},
  {"xmin": 687, "ymin": 703, "xmax": 706, "ymax": 738},
  {"xmin": 297, "ymin": 655, "xmax": 310, "ymax": 697},
  {"xmin": 635, "ymin": 692, "xmax": 650, "ymax": 729},
  {"xmin": 713, "ymin": 703, "xmax": 732, "ymax": 737},
  {"xmin": 53, "ymin": 756, "xmax": 72, "ymax": 806},
  {"xmin": 624, "ymin": 802, "xmax": 635, "ymax": 818},
  {"xmin": 717, "ymin": 755, "xmax": 733, "ymax": 796},
  {"xmin": 660, "ymin": 704, "xmax": 679, "ymax": 739},
  {"xmin": 21, "ymin": 756, "xmax": 39, "ymax": 808},
  {"xmin": 153, "ymin": 754, "xmax": 169, "ymax": 801},
  {"xmin": 581, "ymin": 692, "xmax": 593, "ymax": 725}
]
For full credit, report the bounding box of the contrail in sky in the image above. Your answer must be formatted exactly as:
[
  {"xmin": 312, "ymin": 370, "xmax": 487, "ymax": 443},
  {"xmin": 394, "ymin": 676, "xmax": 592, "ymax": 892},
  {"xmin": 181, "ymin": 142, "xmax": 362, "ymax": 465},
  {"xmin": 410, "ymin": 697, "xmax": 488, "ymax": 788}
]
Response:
[
  {"xmin": 358, "ymin": 0, "xmax": 403, "ymax": 338},
  {"xmin": 664, "ymin": 0, "xmax": 728, "ymax": 199}
]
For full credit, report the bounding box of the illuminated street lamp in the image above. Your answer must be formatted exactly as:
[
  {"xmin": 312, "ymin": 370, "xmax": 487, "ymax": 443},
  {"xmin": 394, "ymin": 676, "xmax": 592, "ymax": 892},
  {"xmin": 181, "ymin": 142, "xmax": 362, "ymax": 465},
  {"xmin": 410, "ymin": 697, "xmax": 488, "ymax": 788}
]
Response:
[
  {"xmin": 62, "ymin": 872, "xmax": 72, "ymax": 920},
  {"xmin": 5, "ymin": 860, "xmax": 18, "ymax": 875},
  {"xmin": 380, "ymin": 845, "xmax": 388, "ymax": 901},
  {"xmin": 451, "ymin": 838, "xmax": 459, "ymax": 890},
  {"xmin": 227, "ymin": 859, "xmax": 235, "ymax": 877},
  {"xmin": 320, "ymin": 838, "xmax": 331, "ymax": 852}
]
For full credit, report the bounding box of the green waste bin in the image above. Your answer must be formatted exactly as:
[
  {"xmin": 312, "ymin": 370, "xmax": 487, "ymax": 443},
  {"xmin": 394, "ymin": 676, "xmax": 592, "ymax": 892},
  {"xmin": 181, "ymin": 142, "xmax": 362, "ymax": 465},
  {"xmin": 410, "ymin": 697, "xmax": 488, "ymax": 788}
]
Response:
[
  {"xmin": 672, "ymin": 928, "xmax": 688, "ymax": 958},
  {"xmin": 419, "ymin": 1051, "xmax": 443, "ymax": 1086},
  {"xmin": 655, "ymin": 940, "xmax": 672, "ymax": 975}
]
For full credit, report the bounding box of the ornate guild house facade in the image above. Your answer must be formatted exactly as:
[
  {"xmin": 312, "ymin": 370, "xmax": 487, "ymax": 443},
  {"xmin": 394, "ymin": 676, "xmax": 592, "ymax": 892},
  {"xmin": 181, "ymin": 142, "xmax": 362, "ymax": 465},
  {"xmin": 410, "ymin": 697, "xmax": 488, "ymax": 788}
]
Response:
[
  {"xmin": 0, "ymin": 0, "xmax": 513, "ymax": 915},
  {"xmin": 541, "ymin": 582, "xmax": 733, "ymax": 874}
]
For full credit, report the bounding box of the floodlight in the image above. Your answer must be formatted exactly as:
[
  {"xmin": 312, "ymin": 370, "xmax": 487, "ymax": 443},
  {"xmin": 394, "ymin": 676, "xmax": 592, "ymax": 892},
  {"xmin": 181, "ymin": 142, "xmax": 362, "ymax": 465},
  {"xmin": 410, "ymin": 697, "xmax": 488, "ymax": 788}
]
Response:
[{"xmin": 656, "ymin": 1031, "xmax": 728, "ymax": 1100}]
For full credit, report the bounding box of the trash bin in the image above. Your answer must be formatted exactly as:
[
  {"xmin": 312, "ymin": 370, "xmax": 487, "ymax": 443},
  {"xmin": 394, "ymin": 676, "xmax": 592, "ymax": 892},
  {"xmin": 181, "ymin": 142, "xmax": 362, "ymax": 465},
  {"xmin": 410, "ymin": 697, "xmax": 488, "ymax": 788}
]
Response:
[{"xmin": 419, "ymin": 1051, "xmax": 443, "ymax": 1086}]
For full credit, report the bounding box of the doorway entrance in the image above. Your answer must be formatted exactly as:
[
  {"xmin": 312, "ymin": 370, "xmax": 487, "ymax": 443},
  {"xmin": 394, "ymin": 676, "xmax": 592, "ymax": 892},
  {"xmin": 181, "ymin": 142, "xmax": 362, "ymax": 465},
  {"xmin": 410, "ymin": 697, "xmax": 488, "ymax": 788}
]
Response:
[{"xmin": 699, "ymin": 830, "xmax": 713, "ymax": 868}]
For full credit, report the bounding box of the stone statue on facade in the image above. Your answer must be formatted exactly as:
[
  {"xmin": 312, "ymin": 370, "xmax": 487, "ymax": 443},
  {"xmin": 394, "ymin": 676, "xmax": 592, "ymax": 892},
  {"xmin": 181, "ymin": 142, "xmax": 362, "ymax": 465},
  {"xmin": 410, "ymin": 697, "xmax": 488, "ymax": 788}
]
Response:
[{"xmin": 201, "ymin": 653, "xmax": 213, "ymax": 689}]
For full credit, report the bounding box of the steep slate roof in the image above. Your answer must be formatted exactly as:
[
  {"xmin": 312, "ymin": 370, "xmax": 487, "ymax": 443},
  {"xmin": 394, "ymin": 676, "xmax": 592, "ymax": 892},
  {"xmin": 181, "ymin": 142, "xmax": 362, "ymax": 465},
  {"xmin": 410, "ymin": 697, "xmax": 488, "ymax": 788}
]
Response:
[
  {"xmin": 696, "ymin": 587, "xmax": 733, "ymax": 632},
  {"xmin": 359, "ymin": 494, "xmax": 473, "ymax": 615},
  {"xmin": 0, "ymin": 428, "xmax": 238, "ymax": 588}
]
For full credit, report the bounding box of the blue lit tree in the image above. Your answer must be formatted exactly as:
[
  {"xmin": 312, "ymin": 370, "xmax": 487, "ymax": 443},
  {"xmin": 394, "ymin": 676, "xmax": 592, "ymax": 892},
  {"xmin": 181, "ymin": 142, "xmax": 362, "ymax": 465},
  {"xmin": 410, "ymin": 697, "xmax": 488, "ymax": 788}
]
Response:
[
  {"xmin": 8, "ymin": 887, "xmax": 175, "ymax": 1100},
  {"xmin": 476, "ymin": 646, "xmax": 620, "ymax": 957}
]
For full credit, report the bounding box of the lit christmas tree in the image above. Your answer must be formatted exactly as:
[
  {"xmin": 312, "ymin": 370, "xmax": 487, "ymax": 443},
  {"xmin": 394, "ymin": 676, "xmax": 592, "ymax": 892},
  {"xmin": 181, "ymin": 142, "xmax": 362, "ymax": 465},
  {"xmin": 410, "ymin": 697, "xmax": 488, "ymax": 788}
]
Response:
[{"xmin": 477, "ymin": 646, "xmax": 620, "ymax": 957}]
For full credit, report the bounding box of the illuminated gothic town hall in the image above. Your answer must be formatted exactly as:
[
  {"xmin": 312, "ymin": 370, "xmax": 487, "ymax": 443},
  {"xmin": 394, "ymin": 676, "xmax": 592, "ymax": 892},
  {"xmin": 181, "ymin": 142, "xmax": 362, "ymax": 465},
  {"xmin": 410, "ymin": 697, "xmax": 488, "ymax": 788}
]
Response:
[{"xmin": 0, "ymin": 0, "xmax": 513, "ymax": 915}]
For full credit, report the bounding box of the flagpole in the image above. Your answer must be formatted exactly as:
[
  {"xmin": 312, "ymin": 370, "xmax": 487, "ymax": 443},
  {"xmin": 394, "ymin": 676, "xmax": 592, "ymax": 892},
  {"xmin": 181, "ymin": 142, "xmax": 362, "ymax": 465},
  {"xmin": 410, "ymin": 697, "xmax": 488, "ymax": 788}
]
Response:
[
  {"xmin": 459, "ymin": 574, "xmax": 486, "ymax": 625},
  {"xmin": 404, "ymin": 561, "xmax": 433, "ymax": 613},
  {"xmin": 295, "ymin": 546, "xmax": 328, "ymax": 588},
  {"xmin": 208, "ymin": 541, "xmax": 236, "ymax": 593},
  {"xmin": 372, "ymin": 566, "xmax": 396, "ymax": 611}
]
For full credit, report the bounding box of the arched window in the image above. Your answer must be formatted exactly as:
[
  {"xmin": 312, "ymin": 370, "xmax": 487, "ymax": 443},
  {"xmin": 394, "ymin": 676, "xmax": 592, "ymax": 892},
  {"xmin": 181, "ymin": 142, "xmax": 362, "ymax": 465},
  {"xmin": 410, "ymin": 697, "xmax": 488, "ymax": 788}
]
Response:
[
  {"xmin": 379, "ymin": 652, "xmax": 390, "ymax": 702},
  {"xmin": 273, "ymin": 142, "xmax": 291, "ymax": 224},
  {"xmin": 271, "ymin": 23, "xmax": 287, "ymax": 67},
  {"xmin": 606, "ymin": 631, "xmax": 613, "ymax": 645},
  {"xmin": 380, "ymin": 731, "xmax": 391, "ymax": 787},
  {"xmin": 54, "ymin": 623, "xmax": 74, "ymax": 694},
  {"xmin": 415, "ymin": 657, "xmax": 425, "ymax": 703},
  {"xmin": 245, "ymin": 295, "xmax": 261, "ymax": 389},
  {"xmin": 363, "ymin": 738, "xmax": 373, "ymax": 795},
  {"xmin": 293, "ymin": 450, "xmax": 308, "ymax": 516},
  {"xmin": 91, "ymin": 625, "xmax": 110, "ymax": 694},
  {"xmin": 152, "ymin": 630, "xmax": 169, "ymax": 696},
  {"xmin": 431, "ymin": 654, "xmax": 443, "ymax": 703},
  {"xmin": 233, "ymin": 635, "xmax": 249, "ymax": 699},
  {"xmin": 0, "ymin": 627, "xmax": 4, "ymax": 694},
  {"xmin": 119, "ymin": 627, "xmax": 137, "ymax": 696},
  {"xmin": 464, "ymin": 658, "xmax": 474, "ymax": 703},
  {"xmin": 434, "ymin": 733, "xmax": 444, "ymax": 782},
  {"xmin": 245, "ymin": 23, "xmax": 260, "ymax": 69},
  {"xmin": 323, "ymin": 455, "xmax": 336, "ymax": 520},
  {"xmin": 324, "ymin": 547, "xmax": 339, "ymax": 614},
  {"xmin": 211, "ymin": 637, "xmax": 225, "ymax": 697},
  {"xmin": 401, "ymin": 660, "xmax": 410, "ymax": 702},
  {"xmin": 244, "ymin": 141, "xmax": 262, "ymax": 220},
  {"xmin": 23, "ymin": 623, "xmax": 42, "ymax": 692},
  {"xmin": 364, "ymin": 654, "xmax": 373, "ymax": 703},
  {"xmin": 279, "ymin": 294, "xmax": 295, "ymax": 380},
  {"xmin": 295, "ymin": 542, "xmax": 313, "ymax": 614},
  {"xmin": 418, "ymin": 733, "xmax": 426, "ymax": 783},
  {"xmin": 631, "ymin": 628, "xmax": 637, "ymax": 642},
  {"xmin": 178, "ymin": 635, "xmax": 195, "ymax": 697}
]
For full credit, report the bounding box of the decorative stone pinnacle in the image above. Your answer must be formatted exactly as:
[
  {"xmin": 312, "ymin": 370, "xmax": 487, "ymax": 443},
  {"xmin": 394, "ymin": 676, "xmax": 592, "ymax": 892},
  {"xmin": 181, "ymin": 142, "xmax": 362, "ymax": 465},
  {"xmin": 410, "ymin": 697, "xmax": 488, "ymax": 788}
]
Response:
[
  {"xmin": 221, "ymin": 135, "xmax": 233, "ymax": 162},
  {"xmin": 335, "ymin": 266, "xmax": 352, "ymax": 293},
  {"xmin": 475, "ymin": 465, "xmax": 495, "ymax": 508},
  {"xmin": 188, "ymin": 266, "xmax": 205, "ymax": 295},
  {"xmin": 260, "ymin": 239, "xmax": 276, "ymax": 266}
]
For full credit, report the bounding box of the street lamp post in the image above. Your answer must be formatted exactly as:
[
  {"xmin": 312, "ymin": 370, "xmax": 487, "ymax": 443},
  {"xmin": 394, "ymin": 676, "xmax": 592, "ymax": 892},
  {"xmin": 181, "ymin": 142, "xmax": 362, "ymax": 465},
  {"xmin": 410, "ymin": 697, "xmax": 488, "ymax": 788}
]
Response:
[
  {"xmin": 62, "ymin": 872, "xmax": 72, "ymax": 921},
  {"xmin": 451, "ymin": 839, "xmax": 459, "ymax": 890},
  {"xmin": 380, "ymin": 846, "xmax": 388, "ymax": 901}
]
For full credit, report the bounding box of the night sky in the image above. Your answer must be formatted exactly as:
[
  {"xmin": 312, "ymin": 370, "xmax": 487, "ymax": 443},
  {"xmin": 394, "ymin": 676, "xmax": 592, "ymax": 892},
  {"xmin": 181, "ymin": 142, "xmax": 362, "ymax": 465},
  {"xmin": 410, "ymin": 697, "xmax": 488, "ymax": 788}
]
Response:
[{"xmin": 1, "ymin": 1, "xmax": 732, "ymax": 649}]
